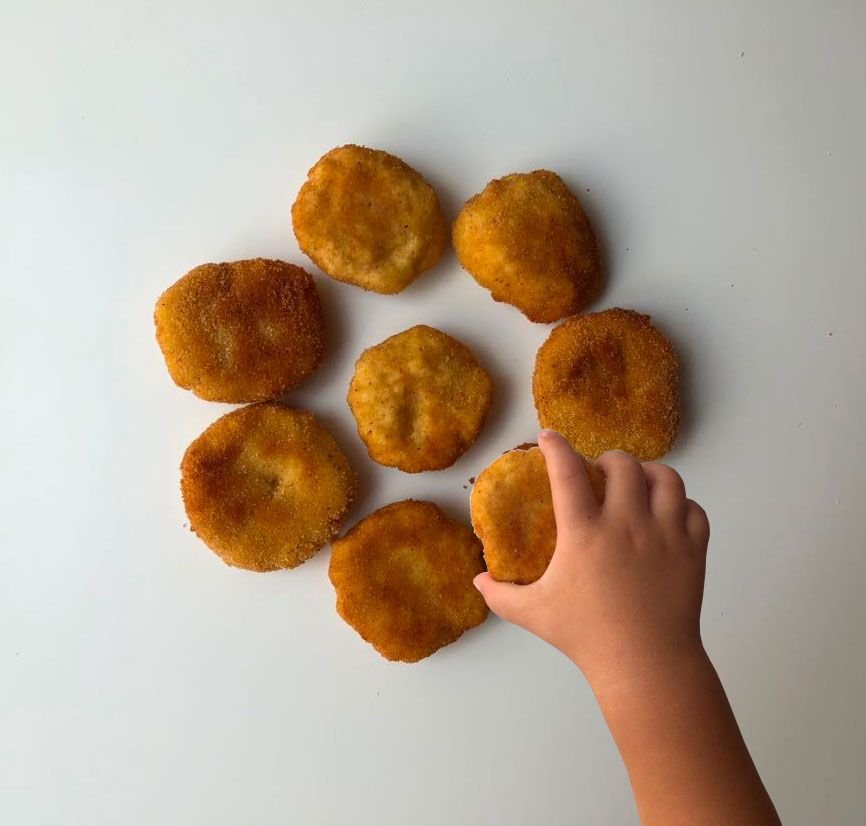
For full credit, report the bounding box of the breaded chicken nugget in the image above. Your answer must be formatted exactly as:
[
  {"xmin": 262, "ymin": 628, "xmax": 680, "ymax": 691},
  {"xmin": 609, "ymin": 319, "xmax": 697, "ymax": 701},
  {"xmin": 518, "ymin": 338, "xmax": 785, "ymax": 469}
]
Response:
[
  {"xmin": 292, "ymin": 145, "xmax": 447, "ymax": 294},
  {"xmin": 347, "ymin": 325, "xmax": 493, "ymax": 472},
  {"xmin": 181, "ymin": 404, "xmax": 355, "ymax": 571},
  {"xmin": 533, "ymin": 308, "xmax": 680, "ymax": 461},
  {"xmin": 470, "ymin": 445, "xmax": 604, "ymax": 584},
  {"xmin": 329, "ymin": 500, "xmax": 488, "ymax": 662},
  {"xmin": 452, "ymin": 170, "xmax": 601, "ymax": 323},
  {"xmin": 155, "ymin": 258, "xmax": 325, "ymax": 403}
]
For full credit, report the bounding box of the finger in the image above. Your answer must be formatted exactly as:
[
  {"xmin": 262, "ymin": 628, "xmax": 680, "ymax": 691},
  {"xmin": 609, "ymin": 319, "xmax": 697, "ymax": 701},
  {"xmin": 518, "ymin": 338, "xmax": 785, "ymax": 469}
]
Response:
[
  {"xmin": 473, "ymin": 572, "xmax": 530, "ymax": 626},
  {"xmin": 685, "ymin": 499, "xmax": 710, "ymax": 548},
  {"xmin": 538, "ymin": 429, "xmax": 602, "ymax": 533},
  {"xmin": 594, "ymin": 450, "xmax": 649, "ymax": 513},
  {"xmin": 642, "ymin": 462, "xmax": 687, "ymax": 523}
]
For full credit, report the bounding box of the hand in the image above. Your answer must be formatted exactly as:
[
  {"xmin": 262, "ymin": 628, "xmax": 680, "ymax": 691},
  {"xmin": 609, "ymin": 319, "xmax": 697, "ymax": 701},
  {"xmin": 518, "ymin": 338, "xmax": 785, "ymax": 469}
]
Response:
[{"xmin": 474, "ymin": 429, "xmax": 710, "ymax": 695}]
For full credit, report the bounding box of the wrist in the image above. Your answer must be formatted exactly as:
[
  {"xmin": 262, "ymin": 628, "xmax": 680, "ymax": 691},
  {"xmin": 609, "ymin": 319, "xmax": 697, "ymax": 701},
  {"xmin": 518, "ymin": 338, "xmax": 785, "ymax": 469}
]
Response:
[{"xmin": 579, "ymin": 638, "xmax": 711, "ymax": 704}]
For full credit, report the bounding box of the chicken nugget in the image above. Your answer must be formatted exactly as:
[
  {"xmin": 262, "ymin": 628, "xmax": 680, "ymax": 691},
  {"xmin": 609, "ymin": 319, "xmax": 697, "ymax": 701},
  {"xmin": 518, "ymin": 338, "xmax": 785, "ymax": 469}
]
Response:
[
  {"xmin": 533, "ymin": 308, "xmax": 680, "ymax": 461},
  {"xmin": 155, "ymin": 258, "xmax": 325, "ymax": 403},
  {"xmin": 292, "ymin": 145, "xmax": 447, "ymax": 294},
  {"xmin": 347, "ymin": 325, "xmax": 493, "ymax": 472},
  {"xmin": 181, "ymin": 404, "xmax": 355, "ymax": 571},
  {"xmin": 452, "ymin": 170, "xmax": 601, "ymax": 323},
  {"xmin": 470, "ymin": 445, "xmax": 605, "ymax": 584},
  {"xmin": 329, "ymin": 500, "xmax": 488, "ymax": 662}
]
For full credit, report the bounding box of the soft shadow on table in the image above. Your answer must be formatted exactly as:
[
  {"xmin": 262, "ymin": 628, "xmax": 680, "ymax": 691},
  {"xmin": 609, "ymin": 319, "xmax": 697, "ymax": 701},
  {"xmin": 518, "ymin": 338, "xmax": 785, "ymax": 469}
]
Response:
[
  {"xmin": 284, "ymin": 272, "xmax": 355, "ymax": 399},
  {"xmin": 306, "ymin": 405, "xmax": 375, "ymax": 526},
  {"xmin": 559, "ymin": 170, "xmax": 613, "ymax": 312},
  {"xmin": 662, "ymin": 316, "xmax": 699, "ymax": 460}
]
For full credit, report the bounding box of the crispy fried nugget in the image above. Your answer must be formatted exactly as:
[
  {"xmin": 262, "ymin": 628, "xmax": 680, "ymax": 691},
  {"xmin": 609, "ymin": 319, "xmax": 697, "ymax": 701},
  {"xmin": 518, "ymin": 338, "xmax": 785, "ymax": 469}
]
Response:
[
  {"xmin": 329, "ymin": 500, "xmax": 488, "ymax": 662},
  {"xmin": 452, "ymin": 170, "xmax": 601, "ymax": 323},
  {"xmin": 347, "ymin": 325, "xmax": 493, "ymax": 473},
  {"xmin": 292, "ymin": 145, "xmax": 447, "ymax": 294},
  {"xmin": 181, "ymin": 404, "xmax": 355, "ymax": 572},
  {"xmin": 470, "ymin": 445, "xmax": 604, "ymax": 584},
  {"xmin": 533, "ymin": 308, "xmax": 680, "ymax": 461},
  {"xmin": 155, "ymin": 258, "xmax": 325, "ymax": 403}
]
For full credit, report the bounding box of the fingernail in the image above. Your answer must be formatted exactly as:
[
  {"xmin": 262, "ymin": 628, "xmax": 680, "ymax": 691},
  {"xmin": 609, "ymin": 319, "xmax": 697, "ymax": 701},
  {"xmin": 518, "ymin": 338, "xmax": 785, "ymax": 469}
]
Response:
[{"xmin": 539, "ymin": 429, "xmax": 557, "ymax": 440}]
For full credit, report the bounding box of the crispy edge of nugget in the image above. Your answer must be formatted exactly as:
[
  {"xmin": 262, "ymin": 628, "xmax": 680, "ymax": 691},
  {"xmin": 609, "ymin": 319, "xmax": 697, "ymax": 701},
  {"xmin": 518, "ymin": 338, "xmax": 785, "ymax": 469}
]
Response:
[
  {"xmin": 328, "ymin": 499, "xmax": 488, "ymax": 662},
  {"xmin": 470, "ymin": 445, "xmax": 604, "ymax": 584},
  {"xmin": 532, "ymin": 308, "xmax": 680, "ymax": 461},
  {"xmin": 452, "ymin": 169, "xmax": 601, "ymax": 323},
  {"xmin": 154, "ymin": 258, "xmax": 326, "ymax": 403},
  {"xmin": 291, "ymin": 144, "xmax": 448, "ymax": 294},
  {"xmin": 347, "ymin": 324, "xmax": 494, "ymax": 473},
  {"xmin": 180, "ymin": 403, "xmax": 356, "ymax": 572}
]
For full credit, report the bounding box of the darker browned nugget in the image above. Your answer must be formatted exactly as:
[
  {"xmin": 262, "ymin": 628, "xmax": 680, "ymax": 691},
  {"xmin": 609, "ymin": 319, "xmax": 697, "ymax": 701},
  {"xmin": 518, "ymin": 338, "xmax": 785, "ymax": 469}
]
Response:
[
  {"xmin": 292, "ymin": 145, "xmax": 447, "ymax": 294},
  {"xmin": 347, "ymin": 325, "xmax": 493, "ymax": 472},
  {"xmin": 155, "ymin": 258, "xmax": 325, "ymax": 403},
  {"xmin": 329, "ymin": 500, "xmax": 488, "ymax": 662},
  {"xmin": 470, "ymin": 445, "xmax": 604, "ymax": 584},
  {"xmin": 181, "ymin": 404, "xmax": 355, "ymax": 571},
  {"xmin": 453, "ymin": 170, "xmax": 601, "ymax": 323},
  {"xmin": 533, "ymin": 308, "xmax": 680, "ymax": 461}
]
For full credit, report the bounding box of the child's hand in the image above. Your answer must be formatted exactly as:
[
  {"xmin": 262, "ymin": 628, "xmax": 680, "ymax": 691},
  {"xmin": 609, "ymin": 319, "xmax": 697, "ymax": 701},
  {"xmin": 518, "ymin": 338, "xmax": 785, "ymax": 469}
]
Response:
[
  {"xmin": 474, "ymin": 429, "xmax": 710, "ymax": 694},
  {"xmin": 474, "ymin": 431, "xmax": 780, "ymax": 825}
]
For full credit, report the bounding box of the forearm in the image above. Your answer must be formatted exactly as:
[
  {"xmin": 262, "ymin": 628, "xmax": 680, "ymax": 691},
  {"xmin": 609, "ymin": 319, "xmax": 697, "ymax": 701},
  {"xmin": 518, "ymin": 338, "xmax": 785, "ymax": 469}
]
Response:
[{"xmin": 589, "ymin": 648, "xmax": 780, "ymax": 826}]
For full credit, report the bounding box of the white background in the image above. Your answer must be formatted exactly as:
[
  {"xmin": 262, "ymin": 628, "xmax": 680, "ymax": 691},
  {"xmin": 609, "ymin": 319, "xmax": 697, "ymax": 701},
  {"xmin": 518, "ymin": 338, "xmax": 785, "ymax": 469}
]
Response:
[{"xmin": 3, "ymin": 2, "xmax": 865, "ymax": 824}]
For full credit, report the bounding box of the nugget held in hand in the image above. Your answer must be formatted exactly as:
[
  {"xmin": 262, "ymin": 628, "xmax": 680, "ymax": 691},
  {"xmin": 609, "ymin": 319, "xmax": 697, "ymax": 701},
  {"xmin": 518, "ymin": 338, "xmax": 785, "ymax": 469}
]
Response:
[
  {"xmin": 292, "ymin": 145, "xmax": 447, "ymax": 294},
  {"xmin": 348, "ymin": 325, "xmax": 493, "ymax": 472},
  {"xmin": 533, "ymin": 308, "xmax": 680, "ymax": 460},
  {"xmin": 155, "ymin": 258, "xmax": 325, "ymax": 403},
  {"xmin": 453, "ymin": 170, "xmax": 601, "ymax": 323},
  {"xmin": 470, "ymin": 445, "xmax": 604, "ymax": 584},
  {"xmin": 329, "ymin": 500, "xmax": 488, "ymax": 662},
  {"xmin": 181, "ymin": 404, "xmax": 355, "ymax": 571}
]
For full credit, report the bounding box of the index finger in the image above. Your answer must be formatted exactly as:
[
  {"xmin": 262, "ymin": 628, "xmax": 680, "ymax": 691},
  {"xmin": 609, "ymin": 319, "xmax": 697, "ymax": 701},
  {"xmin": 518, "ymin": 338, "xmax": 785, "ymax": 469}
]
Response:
[{"xmin": 538, "ymin": 429, "xmax": 601, "ymax": 534}]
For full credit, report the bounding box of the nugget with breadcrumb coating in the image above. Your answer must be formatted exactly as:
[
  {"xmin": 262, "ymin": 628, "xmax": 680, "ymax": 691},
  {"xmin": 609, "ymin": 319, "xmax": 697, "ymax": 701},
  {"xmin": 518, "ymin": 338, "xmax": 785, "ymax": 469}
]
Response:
[
  {"xmin": 292, "ymin": 145, "xmax": 447, "ymax": 294},
  {"xmin": 348, "ymin": 325, "xmax": 493, "ymax": 472},
  {"xmin": 453, "ymin": 170, "xmax": 601, "ymax": 323},
  {"xmin": 181, "ymin": 404, "xmax": 355, "ymax": 571},
  {"xmin": 155, "ymin": 258, "xmax": 325, "ymax": 403},
  {"xmin": 533, "ymin": 308, "xmax": 680, "ymax": 461},
  {"xmin": 329, "ymin": 500, "xmax": 488, "ymax": 662},
  {"xmin": 470, "ymin": 445, "xmax": 604, "ymax": 584}
]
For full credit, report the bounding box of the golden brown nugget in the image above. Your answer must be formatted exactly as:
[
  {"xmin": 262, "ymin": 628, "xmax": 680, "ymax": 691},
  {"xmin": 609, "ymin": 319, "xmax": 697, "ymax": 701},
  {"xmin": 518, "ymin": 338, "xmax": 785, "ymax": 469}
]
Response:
[
  {"xmin": 533, "ymin": 308, "xmax": 680, "ymax": 461},
  {"xmin": 292, "ymin": 145, "xmax": 447, "ymax": 294},
  {"xmin": 452, "ymin": 170, "xmax": 601, "ymax": 323},
  {"xmin": 347, "ymin": 325, "xmax": 493, "ymax": 473},
  {"xmin": 329, "ymin": 500, "xmax": 488, "ymax": 662},
  {"xmin": 470, "ymin": 445, "xmax": 605, "ymax": 584},
  {"xmin": 155, "ymin": 258, "xmax": 325, "ymax": 403},
  {"xmin": 181, "ymin": 404, "xmax": 355, "ymax": 572}
]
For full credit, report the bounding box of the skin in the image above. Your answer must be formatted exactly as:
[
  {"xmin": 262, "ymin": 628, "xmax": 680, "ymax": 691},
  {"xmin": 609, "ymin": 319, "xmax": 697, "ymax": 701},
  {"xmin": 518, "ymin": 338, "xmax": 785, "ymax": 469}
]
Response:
[{"xmin": 474, "ymin": 430, "xmax": 780, "ymax": 826}]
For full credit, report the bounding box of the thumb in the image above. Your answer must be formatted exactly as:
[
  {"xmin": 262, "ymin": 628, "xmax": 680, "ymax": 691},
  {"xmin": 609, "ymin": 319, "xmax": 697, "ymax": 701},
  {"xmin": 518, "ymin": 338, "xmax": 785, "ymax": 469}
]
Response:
[{"xmin": 473, "ymin": 572, "xmax": 530, "ymax": 626}]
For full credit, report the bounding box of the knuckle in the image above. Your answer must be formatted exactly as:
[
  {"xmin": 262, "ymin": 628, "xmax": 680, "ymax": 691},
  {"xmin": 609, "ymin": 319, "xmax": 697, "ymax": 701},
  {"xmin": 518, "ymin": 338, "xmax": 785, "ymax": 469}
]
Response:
[{"xmin": 648, "ymin": 462, "xmax": 684, "ymax": 489}]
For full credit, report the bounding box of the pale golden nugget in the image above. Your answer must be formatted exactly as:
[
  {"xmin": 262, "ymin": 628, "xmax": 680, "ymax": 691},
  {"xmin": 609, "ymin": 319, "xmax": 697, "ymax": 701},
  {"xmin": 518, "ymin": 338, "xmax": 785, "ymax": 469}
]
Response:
[
  {"xmin": 329, "ymin": 500, "xmax": 488, "ymax": 662},
  {"xmin": 155, "ymin": 258, "xmax": 325, "ymax": 403},
  {"xmin": 471, "ymin": 445, "xmax": 605, "ymax": 584},
  {"xmin": 292, "ymin": 145, "xmax": 447, "ymax": 293},
  {"xmin": 533, "ymin": 308, "xmax": 680, "ymax": 461},
  {"xmin": 453, "ymin": 170, "xmax": 601, "ymax": 322},
  {"xmin": 181, "ymin": 404, "xmax": 355, "ymax": 571},
  {"xmin": 348, "ymin": 325, "xmax": 493, "ymax": 472}
]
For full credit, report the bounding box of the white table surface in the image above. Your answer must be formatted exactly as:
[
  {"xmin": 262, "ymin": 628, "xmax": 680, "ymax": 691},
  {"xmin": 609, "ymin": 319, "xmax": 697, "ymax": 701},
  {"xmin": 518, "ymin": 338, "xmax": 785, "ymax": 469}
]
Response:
[{"xmin": 3, "ymin": 2, "xmax": 865, "ymax": 824}]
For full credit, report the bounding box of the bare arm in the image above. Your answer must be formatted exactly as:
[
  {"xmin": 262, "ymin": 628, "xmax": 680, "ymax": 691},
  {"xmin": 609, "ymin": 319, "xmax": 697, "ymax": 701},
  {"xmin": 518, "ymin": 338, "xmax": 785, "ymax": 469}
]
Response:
[{"xmin": 474, "ymin": 430, "xmax": 779, "ymax": 826}]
